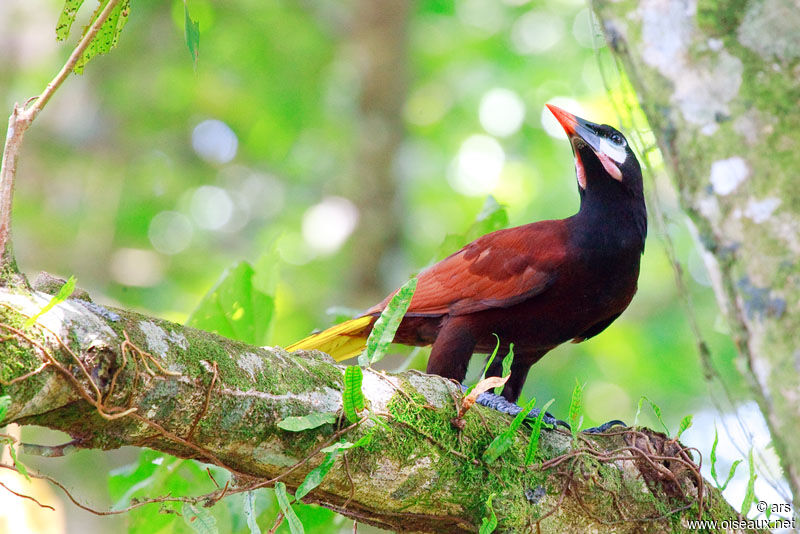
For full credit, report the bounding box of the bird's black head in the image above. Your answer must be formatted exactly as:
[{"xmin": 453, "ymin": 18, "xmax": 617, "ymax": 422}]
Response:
[
  {"xmin": 546, "ymin": 104, "xmax": 643, "ymax": 199},
  {"xmin": 546, "ymin": 104, "xmax": 647, "ymax": 252}
]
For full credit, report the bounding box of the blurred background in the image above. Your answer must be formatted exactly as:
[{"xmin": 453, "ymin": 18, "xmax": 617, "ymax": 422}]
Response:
[{"xmin": 0, "ymin": 0, "xmax": 788, "ymax": 532}]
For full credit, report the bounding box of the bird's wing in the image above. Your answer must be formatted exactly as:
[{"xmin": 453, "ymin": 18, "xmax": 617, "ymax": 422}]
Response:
[{"xmin": 369, "ymin": 221, "xmax": 568, "ymax": 317}]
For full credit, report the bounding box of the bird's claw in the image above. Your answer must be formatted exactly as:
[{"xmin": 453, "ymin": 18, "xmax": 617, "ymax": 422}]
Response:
[
  {"xmin": 582, "ymin": 419, "xmax": 627, "ymax": 434},
  {"xmin": 460, "ymin": 386, "xmax": 570, "ymax": 430}
]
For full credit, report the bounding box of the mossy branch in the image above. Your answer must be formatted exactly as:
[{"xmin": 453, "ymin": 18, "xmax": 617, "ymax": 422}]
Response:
[{"xmin": 0, "ymin": 287, "xmax": 761, "ymax": 532}]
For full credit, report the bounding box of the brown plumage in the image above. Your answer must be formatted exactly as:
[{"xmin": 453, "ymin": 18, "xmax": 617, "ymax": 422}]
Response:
[{"xmin": 288, "ymin": 105, "xmax": 646, "ymax": 402}]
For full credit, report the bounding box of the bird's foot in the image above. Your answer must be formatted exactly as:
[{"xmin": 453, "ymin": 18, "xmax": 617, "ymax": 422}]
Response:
[
  {"xmin": 460, "ymin": 386, "xmax": 570, "ymax": 430},
  {"xmin": 582, "ymin": 419, "xmax": 627, "ymax": 434}
]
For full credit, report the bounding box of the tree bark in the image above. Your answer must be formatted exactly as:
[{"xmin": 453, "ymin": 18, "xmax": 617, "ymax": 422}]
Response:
[
  {"xmin": 0, "ymin": 285, "xmax": 760, "ymax": 532},
  {"xmin": 591, "ymin": 0, "xmax": 800, "ymax": 510}
]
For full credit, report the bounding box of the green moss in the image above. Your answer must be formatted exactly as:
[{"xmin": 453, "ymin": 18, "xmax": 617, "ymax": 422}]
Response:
[{"xmin": 695, "ymin": 0, "xmax": 749, "ymax": 37}]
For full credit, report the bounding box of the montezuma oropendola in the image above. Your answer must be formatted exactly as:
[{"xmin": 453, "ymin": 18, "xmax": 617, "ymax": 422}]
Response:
[{"xmin": 288, "ymin": 105, "xmax": 647, "ymax": 403}]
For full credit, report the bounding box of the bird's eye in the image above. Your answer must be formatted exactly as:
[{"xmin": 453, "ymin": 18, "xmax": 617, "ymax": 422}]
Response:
[{"xmin": 609, "ymin": 133, "xmax": 625, "ymax": 146}]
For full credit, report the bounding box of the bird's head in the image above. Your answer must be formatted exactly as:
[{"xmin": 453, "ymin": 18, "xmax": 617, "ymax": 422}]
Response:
[{"xmin": 546, "ymin": 104, "xmax": 642, "ymax": 197}]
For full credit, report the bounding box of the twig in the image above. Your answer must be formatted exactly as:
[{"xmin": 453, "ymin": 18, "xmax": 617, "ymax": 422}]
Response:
[
  {"xmin": 0, "ymin": 0, "xmax": 123, "ymax": 265},
  {"xmin": 187, "ymin": 361, "xmax": 218, "ymax": 441},
  {"xmin": 0, "ymin": 481, "xmax": 56, "ymax": 511},
  {"xmin": 267, "ymin": 511, "xmax": 284, "ymax": 534}
]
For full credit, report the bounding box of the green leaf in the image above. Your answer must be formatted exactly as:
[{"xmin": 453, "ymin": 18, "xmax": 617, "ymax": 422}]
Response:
[
  {"xmin": 466, "ymin": 335, "xmax": 500, "ymax": 396},
  {"xmin": 320, "ymin": 429, "xmax": 376, "ymax": 453},
  {"xmin": 342, "ymin": 366, "xmax": 364, "ymax": 423},
  {"xmin": 359, "ymin": 278, "xmax": 417, "ymax": 367},
  {"xmin": 183, "ymin": 502, "xmax": 218, "ymax": 534},
  {"xmin": 243, "ymin": 491, "xmax": 261, "ymax": 534},
  {"xmin": 483, "ymin": 396, "xmax": 537, "ymax": 464},
  {"xmin": 524, "ymin": 398, "xmax": 555, "ymax": 465},
  {"xmin": 277, "ymin": 413, "xmax": 337, "ymax": 432},
  {"xmin": 634, "ymin": 396, "xmax": 669, "ymax": 435},
  {"xmin": 437, "ymin": 196, "xmax": 508, "ymax": 259},
  {"xmin": 568, "ymin": 379, "xmax": 585, "ymax": 437},
  {"xmin": 478, "ymin": 493, "xmax": 497, "ymax": 534},
  {"xmin": 25, "ymin": 276, "xmax": 76, "ymax": 328},
  {"xmin": 187, "ymin": 260, "xmax": 277, "ymax": 346},
  {"xmin": 495, "ymin": 344, "xmax": 514, "ymax": 396},
  {"xmin": 676, "ymin": 414, "xmax": 693, "ymax": 440},
  {"xmin": 740, "ymin": 449, "xmax": 757, "ymax": 516},
  {"xmin": 720, "ymin": 459, "xmax": 742, "ymax": 491},
  {"xmin": 56, "ymin": 0, "xmax": 85, "ymax": 40},
  {"xmin": 184, "ymin": 1, "xmax": 200, "ymax": 68},
  {"xmin": 74, "ymin": 0, "xmax": 131, "ymax": 74},
  {"xmin": 9, "ymin": 445, "xmax": 30, "ymax": 482},
  {"xmin": 0, "ymin": 395, "xmax": 11, "ymax": 424},
  {"xmin": 294, "ymin": 451, "xmax": 338, "ymax": 501},
  {"xmin": 274, "ymin": 482, "xmax": 304, "ymax": 534},
  {"xmin": 710, "ymin": 427, "xmax": 720, "ymax": 485}
]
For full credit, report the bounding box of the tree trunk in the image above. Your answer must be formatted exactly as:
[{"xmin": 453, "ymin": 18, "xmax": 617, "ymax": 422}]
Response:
[
  {"xmin": 0, "ymin": 285, "xmax": 758, "ymax": 532},
  {"xmin": 592, "ymin": 0, "xmax": 800, "ymax": 510}
]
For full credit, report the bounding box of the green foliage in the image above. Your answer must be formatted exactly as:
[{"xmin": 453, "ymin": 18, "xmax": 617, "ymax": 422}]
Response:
[
  {"xmin": 483, "ymin": 396, "xmax": 537, "ymax": 464},
  {"xmin": 524, "ymin": 398, "xmax": 555, "ymax": 465},
  {"xmin": 183, "ymin": 502, "xmax": 218, "ymax": 534},
  {"xmin": 0, "ymin": 395, "xmax": 10, "ymax": 424},
  {"xmin": 277, "ymin": 413, "xmax": 336, "ymax": 432},
  {"xmin": 568, "ymin": 379, "xmax": 584, "ymax": 438},
  {"xmin": 243, "ymin": 492, "xmax": 261, "ymax": 534},
  {"xmin": 436, "ymin": 196, "xmax": 508, "ymax": 259},
  {"xmin": 184, "ymin": 1, "xmax": 200, "ymax": 68},
  {"xmin": 58, "ymin": 0, "xmax": 132, "ymax": 74},
  {"xmin": 55, "ymin": 0, "xmax": 84, "ymax": 40},
  {"xmin": 359, "ymin": 277, "xmax": 417, "ymax": 367},
  {"xmin": 710, "ymin": 427, "xmax": 742, "ymax": 491},
  {"xmin": 466, "ymin": 334, "xmax": 501, "ymax": 395},
  {"xmin": 24, "ymin": 275, "xmax": 76, "ymax": 328},
  {"xmin": 187, "ymin": 258, "xmax": 277, "ymax": 346},
  {"xmin": 495, "ymin": 344, "xmax": 514, "ymax": 396},
  {"xmin": 294, "ymin": 452, "xmax": 338, "ymax": 501},
  {"xmin": 274, "ymin": 482, "xmax": 304, "ymax": 534},
  {"xmin": 676, "ymin": 414, "xmax": 693, "ymax": 440},
  {"xmin": 478, "ymin": 493, "xmax": 497, "ymax": 534},
  {"xmin": 740, "ymin": 449, "xmax": 757, "ymax": 516},
  {"xmin": 342, "ymin": 365, "xmax": 364, "ymax": 423},
  {"xmin": 634, "ymin": 396, "xmax": 670, "ymax": 435},
  {"xmin": 8, "ymin": 445, "xmax": 30, "ymax": 482}
]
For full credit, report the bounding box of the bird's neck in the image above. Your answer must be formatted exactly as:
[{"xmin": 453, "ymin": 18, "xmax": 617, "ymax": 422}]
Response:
[{"xmin": 572, "ymin": 184, "xmax": 647, "ymax": 256}]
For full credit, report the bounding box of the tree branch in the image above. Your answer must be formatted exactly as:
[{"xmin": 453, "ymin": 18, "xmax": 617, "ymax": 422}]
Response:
[
  {"xmin": 0, "ymin": 0, "xmax": 122, "ymax": 271},
  {"xmin": 0, "ymin": 286, "xmax": 759, "ymax": 532}
]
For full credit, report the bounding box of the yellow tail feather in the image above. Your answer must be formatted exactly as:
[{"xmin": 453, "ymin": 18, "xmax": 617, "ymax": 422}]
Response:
[{"xmin": 285, "ymin": 316, "xmax": 372, "ymax": 362}]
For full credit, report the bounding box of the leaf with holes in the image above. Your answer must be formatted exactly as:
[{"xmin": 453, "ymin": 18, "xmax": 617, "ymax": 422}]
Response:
[
  {"xmin": 277, "ymin": 413, "xmax": 337, "ymax": 432},
  {"xmin": 359, "ymin": 277, "xmax": 416, "ymax": 367},
  {"xmin": 342, "ymin": 366, "xmax": 364, "ymax": 423},
  {"xmin": 182, "ymin": 502, "xmax": 218, "ymax": 534},
  {"xmin": 483, "ymin": 396, "xmax": 536, "ymax": 464},
  {"xmin": 524, "ymin": 398, "xmax": 554, "ymax": 465},
  {"xmin": 25, "ymin": 276, "xmax": 76, "ymax": 328},
  {"xmin": 56, "ymin": 0, "xmax": 85, "ymax": 40},
  {"xmin": 275, "ymin": 482, "xmax": 304, "ymax": 534},
  {"xmin": 74, "ymin": 0, "xmax": 131, "ymax": 74}
]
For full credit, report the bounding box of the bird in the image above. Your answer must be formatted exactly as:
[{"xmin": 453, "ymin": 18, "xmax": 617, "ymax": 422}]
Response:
[{"xmin": 287, "ymin": 104, "xmax": 646, "ymax": 403}]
